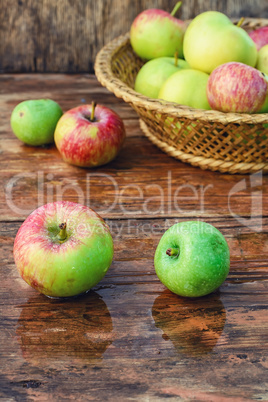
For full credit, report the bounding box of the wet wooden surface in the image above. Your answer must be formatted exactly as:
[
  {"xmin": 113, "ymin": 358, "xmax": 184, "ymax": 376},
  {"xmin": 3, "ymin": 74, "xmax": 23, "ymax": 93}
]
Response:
[
  {"xmin": 1, "ymin": 0, "xmax": 268, "ymax": 73},
  {"xmin": 0, "ymin": 74, "xmax": 268, "ymax": 401}
]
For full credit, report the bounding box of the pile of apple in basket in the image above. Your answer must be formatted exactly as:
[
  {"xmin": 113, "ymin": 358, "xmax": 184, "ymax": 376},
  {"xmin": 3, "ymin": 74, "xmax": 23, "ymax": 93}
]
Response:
[{"xmin": 131, "ymin": 2, "xmax": 268, "ymax": 114}]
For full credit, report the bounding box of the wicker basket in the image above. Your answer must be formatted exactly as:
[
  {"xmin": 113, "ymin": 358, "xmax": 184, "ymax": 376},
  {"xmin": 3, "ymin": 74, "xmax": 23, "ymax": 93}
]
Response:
[{"xmin": 95, "ymin": 18, "xmax": 268, "ymax": 174}]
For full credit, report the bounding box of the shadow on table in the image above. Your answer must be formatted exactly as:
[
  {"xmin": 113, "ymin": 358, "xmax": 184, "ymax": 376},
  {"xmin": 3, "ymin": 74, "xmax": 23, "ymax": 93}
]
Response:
[
  {"xmin": 16, "ymin": 290, "xmax": 114, "ymax": 365},
  {"xmin": 152, "ymin": 289, "xmax": 226, "ymax": 357}
]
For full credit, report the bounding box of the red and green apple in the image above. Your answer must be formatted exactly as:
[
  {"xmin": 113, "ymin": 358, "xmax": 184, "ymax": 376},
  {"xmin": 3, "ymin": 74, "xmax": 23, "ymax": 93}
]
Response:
[
  {"xmin": 54, "ymin": 103, "xmax": 125, "ymax": 167},
  {"xmin": 130, "ymin": 2, "xmax": 186, "ymax": 60},
  {"xmin": 207, "ymin": 62, "xmax": 267, "ymax": 113},
  {"xmin": 249, "ymin": 26, "xmax": 268, "ymax": 51},
  {"xmin": 13, "ymin": 201, "xmax": 114, "ymax": 298}
]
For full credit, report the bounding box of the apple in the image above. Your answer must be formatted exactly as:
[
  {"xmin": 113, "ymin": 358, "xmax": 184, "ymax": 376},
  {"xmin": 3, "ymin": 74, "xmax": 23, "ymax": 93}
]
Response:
[
  {"xmin": 10, "ymin": 99, "xmax": 63, "ymax": 146},
  {"xmin": 158, "ymin": 69, "xmax": 211, "ymax": 110},
  {"xmin": 257, "ymin": 92, "xmax": 268, "ymax": 113},
  {"xmin": 134, "ymin": 56, "xmax": 189, "ymax": 98},
  {"xmin": 154, "ymin": 221, "xmax": 230, "ymax": 298},
  {"xmin": 249, "ymin": 26, "xmax": 268, "ymax": 51},
  {"xmin": 256, "ymin": 44, "xmax": 268, "ymax": 75},
  {"xmin": 257, "ymin": 72, "xmax": 268, "ymax": 113},
  {"xmin": 152, "ymin": 290, "xmax": 226, "ymax": 356},
  {"xmin": 54, "ymin": 102, "xmax": 125, "ymax": 167},
  {"xmin": 207, "ymin": 62, "xmax": 267, "ymax": 113},
  {"xmin": 183, "ymin": 11, "xmax": 257, "ymax": 74},
  {"xmin": 13, "ymin": 201, "xmax": 114, "ymax": 298},
  {"xmin": 257, "ymin": 95, "xmax": 268, "ymax": 113},
  {"xmin": 130, "ymin": 2, "xmax": 186, "ymax": 60}
]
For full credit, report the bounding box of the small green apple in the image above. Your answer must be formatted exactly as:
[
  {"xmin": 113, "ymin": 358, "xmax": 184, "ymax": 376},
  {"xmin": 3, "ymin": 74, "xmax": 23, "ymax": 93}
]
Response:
[
  {"xmin": 257, "ymin": 72, "xmax": 268, "ymax": 113},
  {"xmin": 183, "ymin": 11, "xmax": 257, "ymax": 74},
  {"xmin": 134, "ymin": 57, "xmax": 189, "ymax": 98},
  {"xmin": 154, "ymin": 221, "xmax": 230, "ymax": 298},
  {"xmin": 257, "ymin": 94, "xmax": 268, "ymax": 113},
  {"xmin": 256, "ymin": 44, "xmax": 268, "ymax": 75},
  {"xmin": 158, "ymin": 69, "xmax": 211, "ymax": 110},
  {"xmin": 11, "ymin": 99, "xmax": 63, "ymax": 146}
]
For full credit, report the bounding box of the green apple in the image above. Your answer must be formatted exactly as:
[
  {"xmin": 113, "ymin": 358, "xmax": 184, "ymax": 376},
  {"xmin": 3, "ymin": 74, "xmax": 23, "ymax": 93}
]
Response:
[
  {"xmin": 11, "ymin": 99, "xmax": 63, "ymax": 146},
  {"xmin": 130, "ymin": 2, "xmax": 186, "ymax": 60},
  {"xmin": 134, "ymin": 57, "xmax": 189, "ymax": 98},
  {"xmin": 256, "ymin": 44, "xmax": 268, "ymax": 75},
  {"xmin": 256, "ymin": 72, "xmax": 268, "ymax": 113},
  {"xmin": 183, "ymin": 11, "xmax": 257, "ymax": 74},
  {"xmin": 154, "ymin": 221, "xmax": 230, "ymax": 298},
  {"xmin": 158, "ymin": 69, "xmax": 211, "ymax": 110},
  {"xmin": 257, "ymin": 93, "xmax": 268, "ymax": 113}
]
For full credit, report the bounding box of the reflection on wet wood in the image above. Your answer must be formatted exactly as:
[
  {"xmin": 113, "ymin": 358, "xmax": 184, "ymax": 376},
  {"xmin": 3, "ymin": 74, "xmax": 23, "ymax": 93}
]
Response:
[
  {"xmin": 16, "ymin": 291, "xmax": 114, "ymax": 365},
  {"xmin": 0, "ymin": 74, "xmax": 268, "ymax": 401}
]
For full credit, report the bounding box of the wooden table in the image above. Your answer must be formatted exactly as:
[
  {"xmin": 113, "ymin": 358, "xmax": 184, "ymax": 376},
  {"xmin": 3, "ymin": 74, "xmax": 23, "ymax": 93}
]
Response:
[{"xmin": 1, "ymin": 74, "xmax": 267, "ymax": 401}]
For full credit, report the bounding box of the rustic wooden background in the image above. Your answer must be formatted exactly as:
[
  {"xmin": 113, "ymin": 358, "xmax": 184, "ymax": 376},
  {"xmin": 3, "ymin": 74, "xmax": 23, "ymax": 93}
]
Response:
[{"xmin": 1, "ymin": 0, "xmax": 268, "ymax": 74}]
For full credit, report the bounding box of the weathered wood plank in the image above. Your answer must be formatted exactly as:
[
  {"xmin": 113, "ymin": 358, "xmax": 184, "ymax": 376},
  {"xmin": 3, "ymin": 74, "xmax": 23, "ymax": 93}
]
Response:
[
  {"xmin": 0, "ymin": 74, "xmax": 137, "ymax": 122},
  {"xmin": 1, "ymin": 75, "xmax": 268, "ymax": 222},
  {"xmin": 1, "ymin": 73, "xmax": 268, "ymax": 401},
  {"xmin": 0, "ymin": 0, "xmax": 267, "ymax": 73},
  {"xmin": 1, "ymin": 135, "xmax": 267, "ymax": 220},
  {"xmin": 0, "ymin": 264, "xmax": 267, "ymax": 401},
  {"xmin": 1, "ymin": 217, "xmax": 268, "ymax": 258},
  {"xmin": 1, "ymin": 216, "xmax": 268, "ymax": 399}
]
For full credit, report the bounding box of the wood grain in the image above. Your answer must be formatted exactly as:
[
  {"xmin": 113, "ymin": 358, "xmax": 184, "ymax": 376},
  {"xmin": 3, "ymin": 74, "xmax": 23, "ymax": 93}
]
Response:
[
  {"xmin": 0, "ymin": 73, "xmax": 268, "ymax": 401},
  {"xmin": 0, "ymin": 0, "xmax": 267, "ymax": 73},
  {"xmin": 1, "ymin": 75, "xmax": 268, "ymax": 221}
]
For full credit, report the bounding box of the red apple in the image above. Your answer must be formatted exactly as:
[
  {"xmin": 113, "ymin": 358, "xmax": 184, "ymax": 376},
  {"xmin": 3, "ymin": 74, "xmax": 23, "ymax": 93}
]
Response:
[
  {"xmin": 54, "ymin": 103, "xmax": 125, "ymax": 167},
  {"xmin": 13, "ymin": 201, "xmax": 114, "ymax": 298},
  {"xmin": 249, "ymin": 26, "xmax": 268, "ymax": 51},
  {"xmin": 207, "ymin": 62, "xmax": 267, "ymax": 113}
]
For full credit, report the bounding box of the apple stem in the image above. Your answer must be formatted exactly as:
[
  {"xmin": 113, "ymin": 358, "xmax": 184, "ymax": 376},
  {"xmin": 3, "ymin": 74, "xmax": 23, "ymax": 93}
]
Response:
[
  {"xmin": 236, "ymin": 17, "xmax": 245, "ymax": 27},
  {"xmin": 166, "ymin": 248, "xmax": 180, "ymax": 257},
  {"xmin": 170, "ymin": 1, "xmax": 182, "ymax": 17},
  {"xmin": 58, "ymin": 222, "xmax": 67, "ymax": 242},
  {"xmin": 174, "ymin": 50, "xmax": 178, "ymax": 67},
  {"xmin": 90, "ymin": 101, "xmax": 97, "ymax": 122}
]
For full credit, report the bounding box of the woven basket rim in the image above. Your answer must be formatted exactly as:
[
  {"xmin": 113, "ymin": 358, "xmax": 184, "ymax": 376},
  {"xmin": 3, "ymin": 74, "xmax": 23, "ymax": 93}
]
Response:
[
  {"xmin": 140, "ymin": 119, "xmax": 268, "ymax": 174},
  {"xmin": 94, "ymin": 20, "xmax": 268, "ymax": 126}
]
